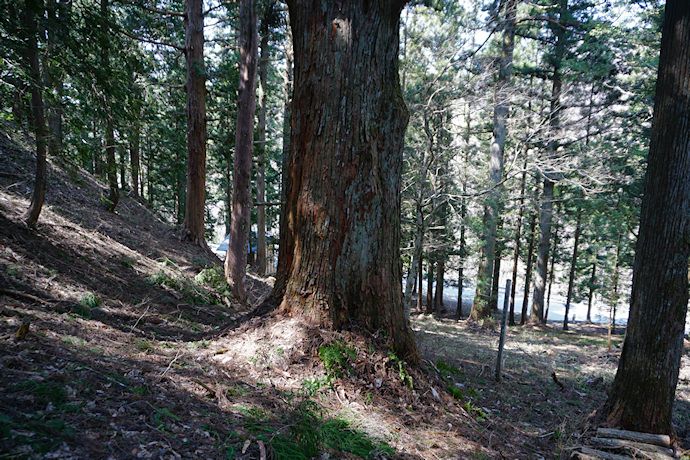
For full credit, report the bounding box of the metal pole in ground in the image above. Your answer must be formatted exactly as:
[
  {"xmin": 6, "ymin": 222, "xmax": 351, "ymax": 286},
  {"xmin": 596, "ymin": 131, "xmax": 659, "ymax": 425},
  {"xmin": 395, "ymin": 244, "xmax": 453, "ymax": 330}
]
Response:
[{"xmin": 495, "ymin": 279, "xmax": 511, "ymax": 382}]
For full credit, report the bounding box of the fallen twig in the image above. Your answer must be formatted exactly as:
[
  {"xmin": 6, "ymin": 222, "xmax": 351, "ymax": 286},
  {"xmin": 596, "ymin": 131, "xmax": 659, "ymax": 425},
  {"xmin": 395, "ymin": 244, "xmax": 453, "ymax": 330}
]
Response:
[
  {"xmin": 161, "ymin": 350, "xmax": 183, "ymax": 377},
  {"xmin": 129, "ymin": 303, "xmax": 151, "ymax": 333},
  {"xmin": 192, "ymin": 378, "xmax": 216, "ymax": 396},
  {"xmin": 0, "ymin": 288, "xmax": 49, "ymax": 305},
  {"xmin": 551, "ymin": 371, "xmax": 566, "ymax": 391}
]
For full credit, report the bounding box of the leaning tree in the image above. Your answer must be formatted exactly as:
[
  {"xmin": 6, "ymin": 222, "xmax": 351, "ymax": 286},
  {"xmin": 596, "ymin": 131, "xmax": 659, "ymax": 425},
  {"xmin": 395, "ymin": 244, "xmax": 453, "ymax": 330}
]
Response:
[
  {"xmin": 263, "ymin": 0, "xmax": 418, "ymax": 362},
  {"xmin": 604, "ymin": 0, "xmax": 690, "ymax": 434}
]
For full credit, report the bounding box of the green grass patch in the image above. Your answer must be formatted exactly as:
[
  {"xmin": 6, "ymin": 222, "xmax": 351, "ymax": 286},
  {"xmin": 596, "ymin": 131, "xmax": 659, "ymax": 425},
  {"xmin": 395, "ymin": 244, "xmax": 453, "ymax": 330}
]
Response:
[
  {"xmin": 447, "ymin": 385, "xmax": 464, "ymax": 400},
  {"xmin": 318, "ymin": 341, "xmax": 356, "ymax": 381},
  {"xmin": 388, "ymin": 351, "xmax": 413, "ymax": 389},
  {"xmin": 248, "ymin": 399, "xmax": 394, "ymax": 459}
]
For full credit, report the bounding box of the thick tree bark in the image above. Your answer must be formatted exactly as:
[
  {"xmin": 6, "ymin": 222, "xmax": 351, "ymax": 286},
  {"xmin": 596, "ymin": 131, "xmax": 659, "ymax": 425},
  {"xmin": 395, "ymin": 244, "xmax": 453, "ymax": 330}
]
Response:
[
  {"xmin": 255, "ymin": 20, "xmax": 270, "ymax": 276},
  {"xmin": 24, "ymin": 0, "xmax": 48, "ymax": 227},
  {"xmin": 182, "ymin": 0, "xmax": 207, "ymax": 246},
  {"xmin": 225, "ymin": 0, "xmax": 257, "ymax": 302},
  {"xmin": 267, "ymin": 0, "xmax": 418, "ymax": 361},
  {"xmin": 604, "ymin": 0, "xmax": 690, "ymax": 434},
  {"xmin": 563, "ymin": 206, "xmax": 582, "ymax": 330},
  {"xmin": 470, "ymin": 0, "xmax": 516, "ymax": 320}
]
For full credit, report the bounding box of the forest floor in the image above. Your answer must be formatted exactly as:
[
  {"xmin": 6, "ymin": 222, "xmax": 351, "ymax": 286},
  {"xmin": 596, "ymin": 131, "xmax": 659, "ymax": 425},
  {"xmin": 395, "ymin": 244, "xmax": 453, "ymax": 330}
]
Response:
[{"xmin": 2, "ymin": 125, "xmax": 690, "ymax": 460}]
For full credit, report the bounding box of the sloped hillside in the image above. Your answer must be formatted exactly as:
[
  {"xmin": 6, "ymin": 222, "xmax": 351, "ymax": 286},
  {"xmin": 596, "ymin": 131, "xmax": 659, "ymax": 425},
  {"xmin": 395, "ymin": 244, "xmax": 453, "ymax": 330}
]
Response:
[
  {"xmin": 0, "ymin": 126, "xmax": 262, "ymax": 458},
  {"xmin": 0, "ymin": 127, "xmax": 489, "ymax": 460}
]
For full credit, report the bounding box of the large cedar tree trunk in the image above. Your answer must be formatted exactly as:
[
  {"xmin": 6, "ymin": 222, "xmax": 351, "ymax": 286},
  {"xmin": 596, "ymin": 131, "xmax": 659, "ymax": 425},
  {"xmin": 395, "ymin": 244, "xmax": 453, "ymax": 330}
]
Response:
[
  {"xmin": 267, "ymin": 0, "xmax": 418, "ymax": 362},
  {"xmin": 182, "ymin": 0, "xmax": 207, "ymax": 246},
  {"xmin": 24, "ymin": 0, "xmax": 48, "ymax": 227},
  {"xmin": 604, "ymin": 0, "xmax": 690, "ymax": 434},
  {"xmin": 225, "ymin": 0, "xmax": 257, "ymax": 302}
]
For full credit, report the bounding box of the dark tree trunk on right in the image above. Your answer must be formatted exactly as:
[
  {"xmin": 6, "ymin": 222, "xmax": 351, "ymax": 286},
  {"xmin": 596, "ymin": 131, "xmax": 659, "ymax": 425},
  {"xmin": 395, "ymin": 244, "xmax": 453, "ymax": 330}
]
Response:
[{"xmin": 604, "ymin": 0, "xmax": 690, "ymax": 435}]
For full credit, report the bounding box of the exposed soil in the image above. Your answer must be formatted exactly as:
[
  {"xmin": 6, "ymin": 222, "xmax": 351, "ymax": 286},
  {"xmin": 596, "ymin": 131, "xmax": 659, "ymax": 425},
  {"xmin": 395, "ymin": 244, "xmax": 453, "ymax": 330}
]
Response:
[{"xmin": 2, "ymin": 125, "xmax": 690, "ymax": 459}]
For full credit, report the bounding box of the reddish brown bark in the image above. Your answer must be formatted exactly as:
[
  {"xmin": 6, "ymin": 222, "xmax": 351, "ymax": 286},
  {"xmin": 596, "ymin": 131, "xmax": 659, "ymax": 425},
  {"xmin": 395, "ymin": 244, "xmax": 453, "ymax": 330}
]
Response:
[
  {"xmin": 604, "ymin": 0, "xmax": 690, "ymax": 434},
  {"xmin": 182, "ymin": 0, "xmax": 207, "ymax": 246},
  {"xmin": 267, "ymin": 0, "xmax": 418, "ymax": 361},
  {"xmin": 225, "ymin": 0, "xmax": 257, "ymax": 302}
]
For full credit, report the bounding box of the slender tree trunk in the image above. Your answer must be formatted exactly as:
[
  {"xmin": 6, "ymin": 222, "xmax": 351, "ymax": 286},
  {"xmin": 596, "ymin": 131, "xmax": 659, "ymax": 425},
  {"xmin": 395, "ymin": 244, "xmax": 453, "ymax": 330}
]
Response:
[
  {"xmin": 426, "ymin": 258, "xmax": 434, "ymax": 314},
  {"xmin": 119, "ymin": 145, "xmax": 126, "ymax": 189},
  {"xmin": 509, "ymin": 163, "xmax": 527, "ymax": 325},
  {"xmin": 470, "ymin": 0, "xmax": 516, "ymax": 320},
  {"xmin": 24, "ymin": 0, "xmax": 48, "ymax": 227},
  {"xmin": 586, "ymin": 261, "xmax": 596, "ymax": 323},
  {"xmin": 605, "ymin": 0, "xmax": 690, "ymax": 434},
  {"xmin": 455, "ymin": 211, "xmax": 466, "ymax": 320},
  {"xmin": 255, "ymin": 21, "xmax": 270, "ymax": 276},
  {"xmin": 263, "ymin": 11, "xmax": 292, "ymax": 298},
  {"xmin": 182, "ymin": 0, "xmax": 207, "ymax": 246},
  {"xmin": 404, "ymin": 202, "xmax": 424, "ymax": 318},
  {"xmin": 130, "ymin": 107, "xmax": 141, "ymax": 198},
  {"xmin": 404, "ymin": 119, "xmax": 434, "ymax": 317},
  {"xmin": 608, "ymin": 234, "xmax": 622, "ymax": 342},
  {"xmin": 563, "ymin": 205, "xmax": 582, "ymax": 330},
  {"xmin": 521, "ymin": 180, "xmax": 539, "ymax": 325},
  {"xmin": 530, "ymin": 0, "xmax": 566, "ymax": 324},
  {"xmin": 43, "ymin": 0, "xmax": 64, "ymax": 158},
  {"xmin": 100, "ymin": 0, "xmax": 118, "ymax": 212},
  {"xmin": 456, "ymin": 109, "xmax": 470, "ymax": 320},
  {"xmin": 225, "ymin": 0, "xmax": 257, "ymax": 302},
  {"xmin": 265, "ymin": 0, "xmax": 418, "ymax": 361},
  {"xmin": 545, "ymin": 218, "xmax": 559, "ymax": 321},
  {"xmin": 417, "ymin": 251, "xmax": 423, "ymax": 312},
  {"xmin": 490, "ymin": 221, "xmax": 503, "ymax": 311},
  {"xmin": 434, "ymin": 256, "xmax": 445, "ymax": 315},
  {"xmin": 104, "ymin": 117, "xmax": 118, "ymax": 211}
]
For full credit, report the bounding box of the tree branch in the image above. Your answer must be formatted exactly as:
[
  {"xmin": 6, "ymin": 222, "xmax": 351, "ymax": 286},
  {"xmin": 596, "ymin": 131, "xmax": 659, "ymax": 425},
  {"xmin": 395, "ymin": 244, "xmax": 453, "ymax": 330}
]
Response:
[{"xmin": 118, "ymin": 28, "xmax": 184, "ymax": 51}]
